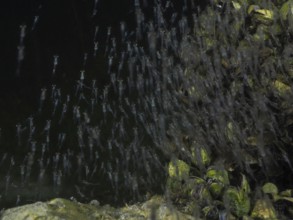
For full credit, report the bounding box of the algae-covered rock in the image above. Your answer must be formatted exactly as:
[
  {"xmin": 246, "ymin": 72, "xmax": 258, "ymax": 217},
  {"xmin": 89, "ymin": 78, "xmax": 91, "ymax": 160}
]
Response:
[
  {"xmin": 0, "ymin": 198, "xmax": 112, "ymax": 220},
  {"xmin": 0, "ymin": 197, "xmax": 196, "ymax": 220},
  {"xmin": 251, "ymin": 199, "xmax": 277, "ymax": 220}
]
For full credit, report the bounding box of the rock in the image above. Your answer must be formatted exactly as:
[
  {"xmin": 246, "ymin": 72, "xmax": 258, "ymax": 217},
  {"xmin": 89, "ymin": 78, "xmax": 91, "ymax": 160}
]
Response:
[
  {"xmin": 0, "ymin": 196, "xmax": 196, "ymax": 220},
  {"xmin": 251, "ymin": 199, "xmax": 277, "ymax": 220}
]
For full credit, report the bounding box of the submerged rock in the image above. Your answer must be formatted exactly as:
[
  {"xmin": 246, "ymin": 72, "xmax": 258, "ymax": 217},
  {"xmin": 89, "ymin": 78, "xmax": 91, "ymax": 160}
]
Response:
[{"xmin": 0, "ymin": 197, "xmax": 196, "ymax": 220}]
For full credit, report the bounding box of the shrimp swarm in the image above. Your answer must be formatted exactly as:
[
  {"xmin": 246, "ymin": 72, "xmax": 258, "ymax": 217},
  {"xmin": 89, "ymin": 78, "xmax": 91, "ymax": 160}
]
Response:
[{"xmin": 0, "ymin": 0, "xmax": 292, "ymax": 210}]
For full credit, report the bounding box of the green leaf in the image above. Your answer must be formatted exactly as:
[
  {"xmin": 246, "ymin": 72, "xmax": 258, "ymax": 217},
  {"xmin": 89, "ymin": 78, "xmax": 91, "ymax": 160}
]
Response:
[
  {"xmin": 262, "ymin": 183, "xmax": 278, "ymax": 195},
  {"xmin": 240, "ymin": 174, "xmax": 251, "ymax": 194},
  {"xmin": 280, "ymin": 0, "xmax": 293, "ymax": 21},
  {"xmin": 223, "ymin": 187, "xmax": 251, "ymax": 217},
  {"xmin": 168, "ymin": 159, "xmax": 190, "ymax": 181},
  {"xmin": 205, "ymin": 168, "xmax": 230, "ymax": 186}
]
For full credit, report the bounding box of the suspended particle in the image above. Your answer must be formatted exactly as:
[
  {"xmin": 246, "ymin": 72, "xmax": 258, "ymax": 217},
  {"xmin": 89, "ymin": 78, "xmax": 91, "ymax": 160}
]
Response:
[
  {"xmin": 111, "ymin": 37, "xmax": 117, "ymax": 55},
  {"xmin": 133, "ymin": 43, "xmax": 139, "ymax": 55},
  {"xmin": 27, "ymin": 125, "xmax": 35, "ymax": 143},
  {"xmin": 16, "ymin": 195, "xmax": 21, "ymax": 206},
  {"xmin": 59, "ymin": 103, "xmax": 67, "ymax": 124},
  {"xmin": 84, "ymin": 165, "xmax": 90, "ymax": 179},
  {"xmin": 94, "ymin": 26, "xmax": 99, "ymax": 40},
  {"xmin": 20, "ymin": 164, "xmax": 25, "ymax": 186},
  {"xmin": 118, "ymin": 117, "xmax": 126, "ymax": 138},
  {"xmin": 66, "ymin": 95, "xmax": 70, "ymax": 103},
  {"xmin": 90, "ymin": 98, "xmax": 96, "ymax": 114},
  {"xmin": 5, "ymin": 175, "xmax": 11, "ymax": 195},
  {"xmin": 16, "ymin": 124, "xmax": 22, "ymax": 146},
  {"xmin": 16, "ymin": 45, "xmax": 25, "ymax": 77},
  {"xmin": 30, "ymin": 141, "xmax": 37, "ymax": 153},
  {"xmin": 57, "ymin": 133, "xmax": 66, "ymax": 148},
  {"xmin": 131, "ymin": 103, "xmax": 137, "ymax": 117},
  {"xmin": 156, "ymin": 51, "xmax": 161, "ymax": 60},
  {"xmin": 124, "ymin": 97, "xmax": 130, "ymax": 106},
  {"xmin": 135, "ymin": 12, "xmax": 143, "ymax": 40},
  {"xmin": 93, "ymin": 41, "xmax": 99, "ymax": 57},
  {"xmin": 107, "ymin": 140, "xmax": 113, "ymax": 151},
  {"xmin": 110, "ymin": 73, "xmax": 117, "ymax": 91},
  {"xmin": 102, "ymin": 102, "xmax": 107, "ymax": 116},
  {"xmin": 56, "ymin": 88, "xmax": 61, "ymax": 99},
  {"xmin": 83, "ymin": 111, "xmax": 90, "ymax": 124},
  {"xmin": 52, "ymin": 99, "xmax": 59, "ymax": 116},
  {"xmin": 76, "ymin": 153, "xmax": 84, "ymax": 177},
  {"xmin": 91, "ymin": 79, "xmax": 97, "ymax": 90},
  {"xmin": 73, "ymin": 106, "xmax": 81, "ymax": 122},
  {"xmin": 74, "ymin": 185, "xmax": 86, "ymax": 199},
  {"xmin": 88, "ymin": 138, "xmax": 94, "ymax": 162},
  {"xmin": 52, "ymin": 55, "xmax": 59, "ymax": 75},
  {"xmin": 56, "ymin": 170, "xmax": 62, "ymax": 186},
  {"xmin": 92, "ymin": 127, "xmax": 101, "ymax": 146},
  {"xmin": 9, "ymin": 157, "xmax": 15, "ymax": 170},
  {"xmin": 24, "ymin": 155, "xmax": 34, "ymax": 183},
  {"xmin": 108, "ymin": 56, "xmax": 113, "ymax": 73},
  {"xmin": 95, "ymin": 151, "xmax": 99, "ymax": 160},
  {"xmin": 53, "ymin": 153, "xmax": 60, "ymax": 170},
  {"xmin": 41, "ymin": 143, "xmax": 46, "ymax": 158},
  {"xmin": 19, "ymin": 25, "xmax": 27, "ymax": 44},
  {"xmin": 27, "ymin": 117, "xmax": 34, "ymax": 131},
  {"xmin": 80, "ymin": 70, "xmax": 85, "ymax": 81},
  {"xmin": 92, "ymin": 0, "xmax": 99, "ymax": 17},
  {"xmin": 43, "ymin": 120, "xmax": 51, "ymax": 134},
  {"xmin": 62, "ymin": 154, "xmax": 70, "ymax": 175},
  {"xmin": 51, "ymin": 84, "xmax": 56, "ymax": 99},
  {"xmin": 77, "ymin": 125, "xmax": 85, "ymax": 148},
  {"xmin": 53, "ymin": 170, "xmax": 58, "ymax": 188},
  {"xmin": 38, "ymin": 88, "xmax": 47, "ymax": 112},
  {"xmin": 105, "ymin": 27, "xmax": 112, "ymax": 53},
  {"xmin": 107, "ymin": 103, "xmax": 114, "ymax": 116},
  {"xmin": 83, "ymin": 53, "xmax": 88, "ymax": 67},
  {"xmin": 120, "ymin": 22, "xmax": 126, "ymax": 41},
  {"xmin": 38, "ymin": 168, "xmax": 45, "ymax": 185},
  {"xmin": 31, "ymin": 16, "xmax": 39, "ymax": 30},
  {"xmin": 102, "ymin": 85, "xmax": 109, "ymax": 101}
]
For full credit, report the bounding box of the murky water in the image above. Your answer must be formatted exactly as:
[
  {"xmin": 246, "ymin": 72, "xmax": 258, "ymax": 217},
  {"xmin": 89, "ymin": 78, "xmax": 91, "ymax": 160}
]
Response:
[{"xmin": 0, "ymin": 0, "xmax": 292, "ymax": 211}]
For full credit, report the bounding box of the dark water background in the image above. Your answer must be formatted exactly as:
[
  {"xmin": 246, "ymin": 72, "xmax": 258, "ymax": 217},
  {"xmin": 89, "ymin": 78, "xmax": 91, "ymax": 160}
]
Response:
[
  {"xmin": 0, "ymin": 0, "xmax": 209, "ymax": 209},
  {"xmin": 0, "ymin": 0, "xmax": 206, "ymax": 139}
]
